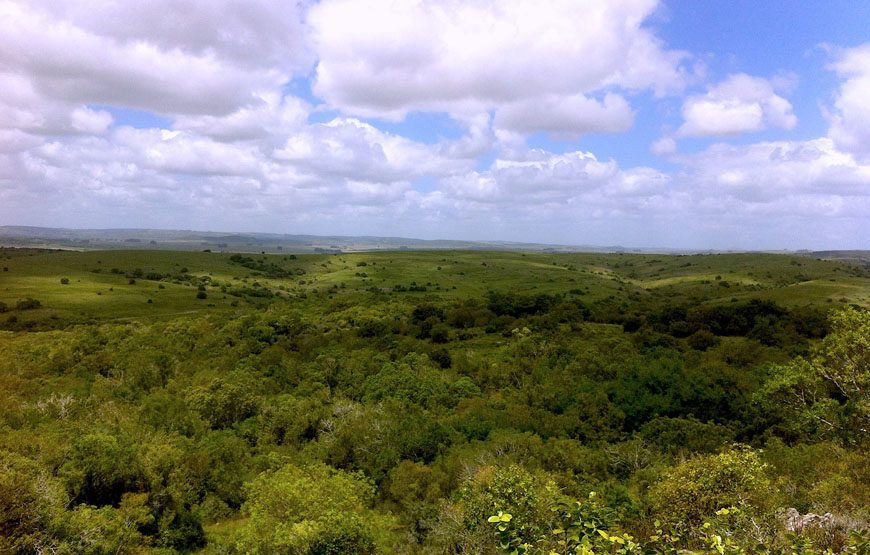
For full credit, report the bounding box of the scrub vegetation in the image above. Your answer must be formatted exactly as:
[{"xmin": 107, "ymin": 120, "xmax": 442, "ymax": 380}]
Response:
[{"xmin": 0, "ymin": 247, "xmax": 868, "ymax": 554}]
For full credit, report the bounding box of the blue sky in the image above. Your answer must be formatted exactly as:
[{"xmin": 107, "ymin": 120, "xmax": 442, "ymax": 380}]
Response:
[{"xmin": 0, "ymin": 0, "xmax": 868, "ymax": 249}]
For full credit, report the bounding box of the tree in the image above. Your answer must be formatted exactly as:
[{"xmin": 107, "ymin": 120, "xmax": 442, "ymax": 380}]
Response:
[{"xmin": 761, "ymin": 306, "xmax": 869, "ymax": 444}]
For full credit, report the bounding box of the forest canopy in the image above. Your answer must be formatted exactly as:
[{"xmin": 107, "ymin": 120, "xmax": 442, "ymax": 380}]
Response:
[{"xmin": 0, "ymin": 247, "xmax": 868, "ymax": 554}]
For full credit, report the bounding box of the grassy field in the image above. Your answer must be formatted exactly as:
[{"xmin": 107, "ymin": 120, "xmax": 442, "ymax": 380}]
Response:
[{"xmin": 1, "ymin": 248, "xmax": 867, "ymax": 328}]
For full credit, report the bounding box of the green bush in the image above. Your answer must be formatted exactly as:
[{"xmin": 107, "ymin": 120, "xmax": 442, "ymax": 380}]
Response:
[
  {"xmin": 648, "ymin": 446, "xmax": 775, "ymax": 529},
  {"xmin": 235, "ymin": 462, "xmax": 395, "ymax": 554},
  {"xmin": 15, "ymin": 298, "xmax": 41, "ymax": 310}
]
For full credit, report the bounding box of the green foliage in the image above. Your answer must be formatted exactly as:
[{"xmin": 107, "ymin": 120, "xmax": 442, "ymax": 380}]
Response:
[
  {"xmin": 0, "ymin": 450, "xmax": 67, "ymax": 552},
  {"xmin": 363, "ymin": 353, "xmax": 452, "ymax": 408},
  {"xmin": 687, "ymin": 328, "xmax": 720, "ymax": 351},
  {"xmin": 487, "ymin": 290, "xmax": 560, "ymax": 318},
  {"xmin": 437, "ymin": 464, "xmax": 562, "ymax": 551},
  {"xmin": 493, "ymin": 493, "xmax": 618, "ymax": 555},
  {"xmin": 186, "ymin": 370, "xmax": 263, "ymax": 429},
  {"xmin": 760, "ymin": 306, "xmax": 869, "ymax": 444},
  {"xmin": 0, "ymin": 249, "xmax": 868, "ymax": 553},
  {"xmin": 59, "ymin": 433, "xmax": 143, "ymax": 507},
  {"xmin": 638, "ymin": 416, "xmax": 734, "ymax": 454},
  {"xmin": 648, "ymin": 446, "xmax": 775, "ymax": 529},
  {"xmin": 234, "ymin": 462, "xmax": 396, "ymax": 554},
  {"xmin": 15, "ymin": 297, "xmax": 41, "ymax": 310}
]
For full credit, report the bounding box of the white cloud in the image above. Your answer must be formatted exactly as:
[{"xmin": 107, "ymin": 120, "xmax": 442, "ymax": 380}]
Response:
[
  {"xmin": 0, "ymin": 0, "xmax": 866, "ymax": 249},
  {"xmin": 678, "ymin": 73, "xmax": 797, "ymax": 137},
  {"xmin": 70, "ymin": 107, "xmax": 113, "ymax": 135},
  {"xmin": 435, "ymin": 149, "xmax": 670, "ymax": 210},
  {"xmin": 650, "ymin": 136, "xmax": 677, "ymax": 156},
  {"xmin": 0, "ymin": 1, "xmax": 309, "ymax": 117},
  {"xmin": 173, "ymin": 95, "xmax": 311, "ymax": 142},
  {"xmin": 677, "ymin": 138, "xmax": 870, "ymax": 203},
  {"xmin": 273, "ymin": 117, "xmax": 474, "ymax": 183},
  {"xmin": 309, "ymin": 0, "xmax": 688, "ymax": 125},
  {"xmin": 26, "ymin": 0, "xmax": 313, "ymax": 73},
  {"xmin": 494, "ymin": 93, "xmax": 634, "ymax": 138},
  {"xmin": 414, "ymin": 137, "xmax": 868, "ymax": 247},
  {"xmin": 827, "ymin": 43, "xmax": 870, "ymax": 158}
]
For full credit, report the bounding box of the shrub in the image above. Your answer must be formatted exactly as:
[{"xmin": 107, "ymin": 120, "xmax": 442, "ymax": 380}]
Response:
[
  {"xmin": 363, "ymin": 354, "xmax": 451, "ymax": 408},
  {"xmin": 60, "ymin": 277, "xmax": 70, "ymax": 284},
  {"xmin": 687, "ymin": 329, "xmax": 720, "ymax": 351},
  {"xmin": 235, "ymin": 462, "xmax": 395, "ymax": 554},
  {"xmin": 186, "ymin": 372, "xmax": 261, "ymax": 429},
  {"xmin": 357, "ymin": 319, "xmax": 389, "ymax": 338},
  {"xmin": 412, "ymin": 304, "xmax": 445, "ymax": 323},
  {"xmin": 429, "ymin": 347, "xmax": 452, "ymax": 369},
  {"xmin": 430, "ymin": 324, "xmax": 450, "ymax": 343},
  {"xmin": 58, "ymin": 433, "xmax": 142, "ymax": 507},
  {"xmin": 648, "ymin": 446, "xmax": 774, "ymax": 528},
  {"xmin": 15, "ymin": 298, "xmax": 41, "ymax": 310}
]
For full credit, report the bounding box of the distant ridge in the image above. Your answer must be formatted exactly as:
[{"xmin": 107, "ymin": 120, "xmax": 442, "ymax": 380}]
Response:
[
  {"xmin": 0, "ymin": 225, "xmax": 616, "ymax": 254},
  {"xmin": 0, "ymin": 226, "xmax": 862, "ymax": 257}
]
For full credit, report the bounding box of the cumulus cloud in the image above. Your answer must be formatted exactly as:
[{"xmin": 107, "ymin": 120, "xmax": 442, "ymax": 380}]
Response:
[
  {"xmin": 650, "ymin": 136, "xmax": 677, "ymax": 156},
  {"xmin": 309, "ymin": 0, "xmax": 688, "ymax": 129},
  {"xmin": 678, "ymin": 73, "xmax": 797, "ymax": 137},
  {"xmin": 70, "ymin": 107, "xmax": 113, "ymax": 135},
  {"xmin": 0, "ymin": 0, "xmax": 867, "ymax": 249},
  {"xmin": 173, "ymin": 94, "xmax": 311, "ymax": 142},
  {"xmin": 432, "ymin": 148, "xmax": 673, "ymax": 218},
  {"xmin": 827, "ymin": 43, "xmax": 870, "ymax": 158},
  {"xmin": 440, "ymin": 151, "xmax": 619, "ymax": 204},
  {"xmin": 677, "ymin": 138, "xmax": 870, "ymax": 202},
  {"xmin": 26, "ymin": 0, "xmax": 314, "ymax": 72},
  {"xmin": 495, "ymin": 93, "xmax": 634, "ymax": 138},
  {"xmin": 0, "ymin": 1, "xmax": 309, "ymax": 117},
  {"xmin": 273, "ymin": 117, "xmax": 474, "ymax": 182}
]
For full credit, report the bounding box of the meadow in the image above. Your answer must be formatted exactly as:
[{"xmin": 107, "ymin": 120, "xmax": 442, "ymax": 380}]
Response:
[{"xmin": 0, "ymin": 247, "xmax": 868, "ymax": 554}]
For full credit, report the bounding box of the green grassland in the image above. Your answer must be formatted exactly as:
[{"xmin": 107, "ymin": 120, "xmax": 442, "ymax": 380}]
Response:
[
  {"xmin": 2, "ymin": 248, "xmax": 866, "ymax": 327},
  {"xmin": 0, "ymin": 247, "xmax": 868, "ymax": 554}
]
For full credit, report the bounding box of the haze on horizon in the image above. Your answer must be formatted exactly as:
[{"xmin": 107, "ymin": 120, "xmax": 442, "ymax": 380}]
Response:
[{"xmin": 0, "ymin": 0, "xmax": 868, "ymax": 250}]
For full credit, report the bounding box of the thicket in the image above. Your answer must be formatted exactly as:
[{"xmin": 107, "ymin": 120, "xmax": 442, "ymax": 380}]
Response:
[{"xmin": 0, "ymin": 258, "xmax": 867, "ymax": 554}]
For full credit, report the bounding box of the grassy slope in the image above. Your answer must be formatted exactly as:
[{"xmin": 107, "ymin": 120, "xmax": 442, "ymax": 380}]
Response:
[{"xmin": 1, "ymin": 249, "xmax": 867, "ymax": 327}]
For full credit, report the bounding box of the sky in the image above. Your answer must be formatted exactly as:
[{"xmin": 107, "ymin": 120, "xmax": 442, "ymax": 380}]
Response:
[{"xmin": 0, "ymin": 0, "xmax": 868, "ymax": 249}]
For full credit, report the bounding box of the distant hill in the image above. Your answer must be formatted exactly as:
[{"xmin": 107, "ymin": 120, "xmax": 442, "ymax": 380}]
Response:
[
  {"xmin": 3, "ymin": 226, "xmax": 863, "ymax": 257},
  {"xmin": 803, "ymin": 250, "xmax": 870, "ymax": 264},
  {"xmin": 0, "ymin": 226, "xmax": 682, "ymax": 254}
]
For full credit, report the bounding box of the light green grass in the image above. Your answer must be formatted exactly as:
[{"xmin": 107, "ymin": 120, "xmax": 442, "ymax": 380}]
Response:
[{"xmin": 1, "ymin": 249, "xmax": 867, "ymax": 328}]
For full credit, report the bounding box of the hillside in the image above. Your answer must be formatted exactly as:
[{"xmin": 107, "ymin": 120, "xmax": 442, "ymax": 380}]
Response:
[{"xmin": 0, "ymin": 248, "xmax": 867, "ymax": 553}]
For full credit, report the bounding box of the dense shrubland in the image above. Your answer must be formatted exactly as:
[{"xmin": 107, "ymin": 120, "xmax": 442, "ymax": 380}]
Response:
[{"xmin": 0, "ymin": 249, "xmax": 867, "ymax": 553}]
